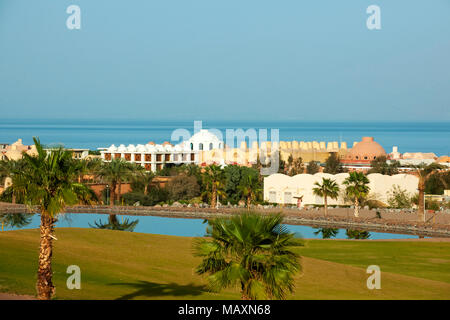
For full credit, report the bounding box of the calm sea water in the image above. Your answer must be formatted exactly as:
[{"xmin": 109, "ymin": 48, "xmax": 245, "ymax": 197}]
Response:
[
  {"xmin": 0, "ymin": 119, "xmax": 449, "ymax": 156},
  {"xmin": 4, "ymin": 213, "xmax": 417, "ymax": 240}
]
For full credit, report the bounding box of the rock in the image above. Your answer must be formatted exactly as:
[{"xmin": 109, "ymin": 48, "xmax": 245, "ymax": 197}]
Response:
[
  {"xmin": 172, "ymin": 201, "xmax": 182, "ymax": 207},
  {"xmin": 162, "ymin": 203, "xmax": 169, "ymax": 208}
]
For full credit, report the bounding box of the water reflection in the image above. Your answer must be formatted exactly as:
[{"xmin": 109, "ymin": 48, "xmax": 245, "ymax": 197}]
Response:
[
  {"xmin": 0, "ymin": 213, "xmax": 33, "ymax": 231},
  {"xmin": 89, "ymin": 214, "xmax": 139, "ymax": 232}
]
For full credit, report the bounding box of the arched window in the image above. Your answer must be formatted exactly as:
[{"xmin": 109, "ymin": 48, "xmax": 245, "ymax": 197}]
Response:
[
  {"xmin": 199, "ymin": 143, "xmax": 203, "ymax": 151},
  {"xmin": 209, "ymin": 143, "xmax": 213, "ymax": 150},
  {"xmin": 190, "ymin": 143, "xmax": 193, "ymax": 150}
]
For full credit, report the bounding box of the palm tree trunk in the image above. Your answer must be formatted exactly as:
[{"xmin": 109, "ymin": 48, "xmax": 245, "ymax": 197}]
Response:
[
  {"xmin": 324, "ymin": 195, "xmax": 328, "ymax": 217},
  {"xmin": 110, "ymin": 182, "xmax": 116, "ymax": 206},
  {"xmin": 12, "ymin": 193, "xmax": 16, "ymax": 204},
  {"xmin": 211, "ymin": 185, "xmax": 217, "ymax": 209},
  {"xmin": 354, "ymin": 198, "xmax": 359, "ymax": 218},
  {"xmin": 118, "ymin": 181, "xmax": 122, "ymax": 205},
  {"xmin": 418, "ymin": 178, "xmax": 425, "ymax": 222},
  {"xmin": 36, "ymin": 213, "xmax": 55, "ymax": 300},
  {"xmin": 247, "ymin": 195, "xmax": 251, "ymax": 209}
]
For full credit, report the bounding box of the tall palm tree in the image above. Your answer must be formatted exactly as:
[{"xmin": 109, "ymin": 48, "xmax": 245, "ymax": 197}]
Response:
[
  {"xmin": 12, "ymin": 137, "xmax": 91, "ymax": 300},
  {"xmin": 203, "ymin": 164, "xmax": 226, "ymax": 208},
  {"xmin": 312, "ymin": 178, "xmax": 340, "ymax": 216},
  {"xmin": 98, "ymin": 158, "xmax": 133, "ymax": 206},
  {"xmin": 237, "ymin": 171, "xmax": 262, "ymax": 209},
  {"xmin": 343, "ymin": 172, "xmax": 370, "ymax": 217},
  {"xmin": 194, "ymin": 212, "xmax": 301, "ymax": 300},
  {"xmin": 411, "ymin": 163, "xmax": 444, "ymax": 222}
]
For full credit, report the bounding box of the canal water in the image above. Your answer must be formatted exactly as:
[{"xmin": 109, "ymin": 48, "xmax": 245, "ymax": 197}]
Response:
[{"xmin": 1, "ymin": 213, "xmax": 418, "ymax": 240}]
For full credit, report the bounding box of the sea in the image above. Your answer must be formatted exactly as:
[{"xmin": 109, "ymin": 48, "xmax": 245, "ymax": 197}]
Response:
[{"xmin": 0, "ymin": 119, "xmax": 449, "ymax": 156}]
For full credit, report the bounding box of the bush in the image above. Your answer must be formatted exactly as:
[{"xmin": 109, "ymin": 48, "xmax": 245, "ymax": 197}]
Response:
[
  {"xmin": 426, "ymin": 200, "xmax": 440, "ymax": 211},
  {"xmin": 166, "ymin": 174, "xmax": 200, "ymax": 201},
  {"xmin": 122, "ymin": 187, "xmax": 169, "ymax": 206},
  {"xmin": 387, "ymin": 185, "xmax": 413, "ymax": 209}
]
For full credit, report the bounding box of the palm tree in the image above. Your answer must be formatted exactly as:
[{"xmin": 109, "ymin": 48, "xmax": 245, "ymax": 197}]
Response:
[
  {"xmin": 134, "ymin": 169, "xmax": 155, "ymax": 195},
  {"xmin": 411, "ymin": 163, "xmax": 444, "ymax": 222},
  {"xmin": 313, "ymin": 228, "xmax": 339, "ymax": 239},
  {"xmin": 0, "ymin": 159, "xmax": 24, "ymax": 203},
  {"xmin": 194, "ymin": 212, "xmax": 301, "ymax": 300},
  {"xmin": 98, "ymin": 158, "xmax": 133, "ymax": 206},
  {"xmin": 237, "ymin": 171, "xmax": 262, "ymax": 209},
  {"xmin": 343, "ymin": 172, "xmax": 370, "ymax": 217},
  {"xmin": 312, "ymin": 178, "xmax": 340, "ymax": 216},
  {"xmin": 203, "ymin": 164, "xmax": 226, "ymax": 208},
  {"xmin": 12, "ymin": 137, "xmax": 92, "ymax": 300}
]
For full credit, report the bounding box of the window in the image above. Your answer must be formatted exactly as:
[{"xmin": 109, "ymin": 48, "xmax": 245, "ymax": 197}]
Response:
[
  {"xmin": 190, "ymin": 143, "xmax": 193, "ymax": 150},
  {"xmin": 114, "ymin": 153, "xmax": 121, "ymax": 159},
  {"xmin": 165, "ymin": 154, "xmax": 170, "ymax": 161},
  {"xmin": 209, "ymin": 143, "xmax": 213, "ymax": 150},
  {"xmin": 125, "ymin": 153, "xmax": 131, "ymax": 161},
  {"xmin": 135, "ymin": 154, "xmax": 141, "ymax": 161},
  {"xmin": 145, "ymin": 154, "xmax": 151, "ymax": 162},
  {"xmin": 156, "ymin": 154, "xmax": 162, "ymax": 162},
  {"xmin": 199, "ymin": 143, "xmax": 203, "ymax": 151},
  {"xmin": 269, "ymin": 191, "xmax": 276, "ymax": 203},
  {"xmin": 284, "ymin": 192, "xmax": 292, "ymax": 204},
  {"xmin": 104, "ymin": 153, "xmax": 111, "ymax": 160}
]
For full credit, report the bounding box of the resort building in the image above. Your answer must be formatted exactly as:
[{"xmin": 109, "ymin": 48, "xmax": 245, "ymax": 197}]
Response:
[
  {"xmin": 100, "ymin": 129, "xmax": 222, "ymax": 172},
  {"xmin": 340, "ymin": 137, "xmax": 387, "ymax": 168},
  {"xmin": 0, "ymin": 139, "xmax": 37, "ymax": 161},
  {"xmin": 264, "ymin": 172, "xmax": 419, "ymax": 207}
]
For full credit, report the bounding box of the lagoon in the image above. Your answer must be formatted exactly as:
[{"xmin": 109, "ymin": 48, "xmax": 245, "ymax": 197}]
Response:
[{"xmin": 3, "ymin": 213, "xmax": 418, "ymax": 240}]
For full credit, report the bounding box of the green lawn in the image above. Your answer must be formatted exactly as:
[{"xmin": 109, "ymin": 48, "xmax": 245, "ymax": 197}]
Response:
[{"xmin": 0, "ymin": 228, "xmax": 449, "ymax": 300}]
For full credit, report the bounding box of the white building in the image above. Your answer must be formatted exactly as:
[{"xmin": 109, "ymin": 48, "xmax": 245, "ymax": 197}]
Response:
[
  {"xmin": 99, "ymin": 129, "xmax": 224, "ymax": 172},
  {"xmin": 264, "ymin": 172, "xmax": 419, "ymax": 206}
]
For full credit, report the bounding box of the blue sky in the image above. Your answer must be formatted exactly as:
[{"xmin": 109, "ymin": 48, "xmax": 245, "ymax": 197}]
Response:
[{"xmin": 0, "ymin": 0, "xmax": 449, "ymax": 121}]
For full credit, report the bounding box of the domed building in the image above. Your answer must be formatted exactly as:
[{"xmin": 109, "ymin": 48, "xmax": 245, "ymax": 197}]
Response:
[{"xmin": 341, "ymin": 137, "xmax": 386, "ymax": 166}]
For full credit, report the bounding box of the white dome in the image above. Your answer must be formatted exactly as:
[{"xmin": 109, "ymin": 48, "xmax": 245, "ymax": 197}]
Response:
[
  {"xmin": 108, "ymin": 144, "xmax": 117, "ymax": 152},
  {"xmin": 127, "ymin": 144, "xmax": 136, "ymax": 152},
  {"xmin": 187, "ymin": 129, "xmax": 223, "ymax": 151},
  {"xmin": 117, "ymin": 144, "xmax": 127, "ymax": 152},
  {"xmin": 136, "ymin": 144, "xmax": 146, "ymax": 152}
]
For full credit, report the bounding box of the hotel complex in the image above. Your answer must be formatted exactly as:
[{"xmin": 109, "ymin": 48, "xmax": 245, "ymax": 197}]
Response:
[{"xmin": 99, "ymin": 130, "xmax": 450, "ymax": 172}]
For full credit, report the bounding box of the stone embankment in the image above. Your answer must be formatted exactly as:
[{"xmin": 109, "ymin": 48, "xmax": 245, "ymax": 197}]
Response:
[{"xmin": 1, "ymin": 202, "xmax": 449, "ymax": 238}]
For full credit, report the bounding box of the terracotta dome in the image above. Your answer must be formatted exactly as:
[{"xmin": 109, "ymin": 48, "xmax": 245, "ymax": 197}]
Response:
[{"xmin": 345, "ymin": 137, "xmax": 386, "ymax": 163}]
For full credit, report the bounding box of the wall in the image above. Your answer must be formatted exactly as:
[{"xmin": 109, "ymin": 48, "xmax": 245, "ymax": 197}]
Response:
[{"xmin": 264, "ymin": 172, "xmax": 419, "ymax": 206}]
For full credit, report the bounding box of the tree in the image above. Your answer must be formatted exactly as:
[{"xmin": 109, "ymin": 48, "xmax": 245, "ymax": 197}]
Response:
[
  {"xmin": 194, "ymin": 212, "xmax": 301, "ymax": 300},
  {"xmin": 0, "ymin": 159, "xmax": 25, "ymax": 203},
  {"xmin": 167, "ymin": 174, "xmax": 200, "ymax": 201},
  {"xmin": 237, "ymin": 168, "xmax": 262, "ymax": 208},
  {"xmin": 133, "ymin": 170, "xmax": 155, "ymax": 195},
  {"xmin": 323, "ymin": 153, "xmax": 344, "ymax": 174},
  {"xmin": 411, "ymin": 163, "xmax": 444, "ymax": 222},
  {"xmin": 312, "ymin": 178, "xmax": 340, "ymax": 216},
  {"xmin": 387, "ymin": 185, "xmax": 413, "ymax": 209},
  {"xmin": 285, "ymin": 157, "xmax": 304, "ymax": 176},
  {"xmin": 203, "ymin": 164, "xmax": 226, "ymax": 208},
  {"xmin": 306, "ymin": 160, "xmax": 320, "ymax": 174},
  {"xmin": 343, "ymin": 172, "xmax": 370, "ymax": 217},
  {"xmin": 313, "ymin": 228, "xmax": 339, "ymax": 239},
  {"xmin": 368, "ymin": 156, "xmax": 399, "ymax": 175},
  {"xmin": 12, "ymin": 137, "xmax": 92, "ymax": 299},
  {"xmin": 98, "ymin": 158, "xmax": 134, "ymax": 206}
]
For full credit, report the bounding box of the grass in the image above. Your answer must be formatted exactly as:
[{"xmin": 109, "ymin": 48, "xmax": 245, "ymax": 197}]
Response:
[{"xmin": 0, "ymin": 228, "xmax": 449, "ymax": 300}]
